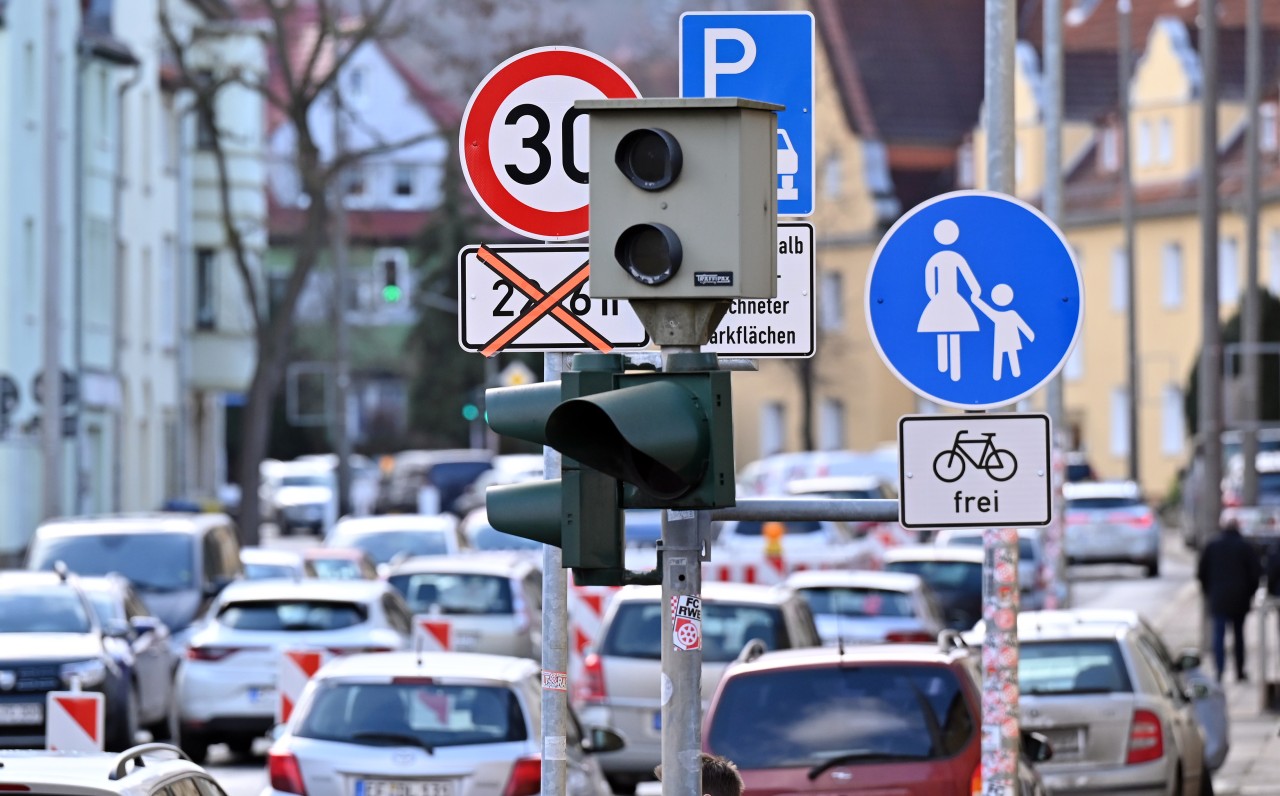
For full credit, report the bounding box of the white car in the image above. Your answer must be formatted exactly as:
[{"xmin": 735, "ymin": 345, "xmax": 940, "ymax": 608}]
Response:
[
  {"xmin": 327, "ymin": 514, "xmax": 462, "ymax": 574},
  {"xmin": 0, "ymin": 743, "xmax": 226, "ymax": 796},
  {"xmin": 177, "ymin": 579, "xmax": 412, "ymax": 763},
  {"xmin": 783, "ymin": 569, "xmax": 947, "ymax": 645},
  {"xmin": 932, "ymin": 527, "xmax": 1049, "ymax": 609},
  {"xmin": 262, "ymin": 652, "xmax": 622, "ymax": 796}
]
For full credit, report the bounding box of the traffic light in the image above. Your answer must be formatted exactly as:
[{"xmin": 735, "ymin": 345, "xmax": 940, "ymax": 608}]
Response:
[
  {"xmin": 375, "ymin": 248, "xmax": 409, "ymax": 304},
  {"xmin": 576, "ymin": 97, "xmax": 780, "ymax": 300},
  {"xmin": 381, "ymin": 257, "xmax": 402, "ymax": 303}
]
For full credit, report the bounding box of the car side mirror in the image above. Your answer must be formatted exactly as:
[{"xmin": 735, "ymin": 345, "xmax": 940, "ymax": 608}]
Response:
[
  {"xmin": 1176, "ymin": 648, "xmax": 1202, "ymax": 672},
  {"xmin": 130, "ymin": 616, "xmax": 163, "ymax": 636},
  {"xmin": 1185, "ymin": 682, "xmax": 1211, "ymax": 700},
  {"xmin": 1021, "ymin": 730, "xmax": 1054, "ymax": 763},
  {"xmin": 582, "ymin": 726, "xmax": 625, "ymax": 754},
  {"xmin": 103, "ymin": 619, "xmax": 132, "ymax": 639}
]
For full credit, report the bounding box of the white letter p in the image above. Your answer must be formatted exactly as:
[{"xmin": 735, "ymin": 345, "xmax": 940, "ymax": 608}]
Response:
[{"xmin": 703, "ymin": 28, "xmax": 755, "ymax": 97}]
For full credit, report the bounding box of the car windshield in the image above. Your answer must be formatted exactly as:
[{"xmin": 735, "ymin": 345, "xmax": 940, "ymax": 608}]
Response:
[
  {"xmin": 731, "ymin": 520, "xmax": 824, "ymax": 536},
  {"xmin": 1067, "ymin": 496, "xmax": 1142, "ymax": 511},
  {"xmin": 798, "ymin": 587, "xmax": 915, "ymax": 618},
  {"xmin": 307, "ymin": 559, "xmax": 368, "ymax": 580},
  {"xmin": 389, "ymin": 573, "xmax": 513, "ymax": 615},
  {"xmin": 243, "ymin": 563, "xmax": 299, "ymax": 580},
  {"xmin": 340, "ymin": 530, "xmax": 450, "ymax": 564},
  {"xmin": 0, "ymin": 588, "xmax": 92, "ymax": 633},
  {"xmin": 469, "ymin": 524, "xmax": 543, "ymax": 552},
  {"xmin": 602, "ymin": 602, "xmax": 783, "ymax": 662},
  {"xmin": 217, "ymin": 599, "xmax": 367, "ymax": 631},
  {"xmin": 28, "ymin": 533, "xmax": 195, "ymax": 592},
  {"xmin": 886, "ymin": 560, "xmax": 982, "ymax": 593},
  {"xmin": 296, "ymin": 682, "xmax": 527, "ymax": 748},
  {"xmin": 1020, "ymin": 639, "xmax": 1133, "ymax": 695},
  {"xmin": 83, "ymin": 590, "xmax": 122, "ymax": 625},
  {"xmin": 1257, "ymin": 472, "xmax": 1280, "ymax": 497},
  {"xmin": 707, "ymin": 664, "xmax": 973, "ymax": 768},
  {"xmin": 281, "ymin": 474, "xmax": 328, "ymax": 487}
]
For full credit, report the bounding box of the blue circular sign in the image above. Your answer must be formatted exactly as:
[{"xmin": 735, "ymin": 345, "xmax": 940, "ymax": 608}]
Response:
[{"xmin": 865, "ymin": 190, "xmax": 1083, "ymax": 409}]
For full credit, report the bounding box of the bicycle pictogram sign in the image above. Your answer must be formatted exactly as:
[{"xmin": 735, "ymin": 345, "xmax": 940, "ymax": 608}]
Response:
[{"xmin": 932, "ymin": 430, "xmax": 1017, "ymax": 483}]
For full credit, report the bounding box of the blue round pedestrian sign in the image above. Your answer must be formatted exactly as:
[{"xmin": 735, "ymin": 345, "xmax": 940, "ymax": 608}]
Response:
[{"xmin": 865, "ymin": 190, "xmax": 1083, "ymax": 410}]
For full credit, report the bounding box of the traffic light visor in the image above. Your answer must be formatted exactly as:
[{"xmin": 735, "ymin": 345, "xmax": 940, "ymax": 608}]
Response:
[
  {"xmin": 615, "ymin": 128, "xmax": 681, "ymax": 190},
  {"xmin": 616, "ymin": 223, "xmax": 682, "ymax": 286}
]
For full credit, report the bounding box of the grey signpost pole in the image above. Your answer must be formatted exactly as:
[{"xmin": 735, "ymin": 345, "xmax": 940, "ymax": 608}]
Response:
[
  {"xmin": 541, "ymin": 352, "xmax": 569, "ymax": 796},
  {"xmin": 983, "ymin": 0, "xmax": 1020, "ymax": 793},
  {"xmin": 660, "ymin": 505, "xmax": 705, "ymax": 796}
]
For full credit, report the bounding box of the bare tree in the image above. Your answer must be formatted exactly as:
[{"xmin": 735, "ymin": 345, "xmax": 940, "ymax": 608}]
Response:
[{"xmin": 161, "ymin": 0, "xmax": 437, "ymax": 543}]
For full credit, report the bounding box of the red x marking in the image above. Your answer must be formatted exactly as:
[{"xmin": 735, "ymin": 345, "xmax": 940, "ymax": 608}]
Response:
[{"xmin": 477, "ymin": 246, "xmax": 613, "ymax": 357}]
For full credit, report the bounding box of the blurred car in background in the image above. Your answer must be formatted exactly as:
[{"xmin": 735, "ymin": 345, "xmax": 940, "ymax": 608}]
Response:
[
  {"xmin": 271, "ymin": 463, "xmax": 336, "ymax": 536},
  {"xmin": 0, "ymin": 742, "xmax": 226, "ymax": 796},
  {"xmin": 1063, "ymin": 480, "xmax": 1161, "ymax": 577},
  {"xmin": 736, "ymin": 448, "xmax": 899, "ymax": 498},
  {"xmin": 177, "ymin": 579, "xmax": 412, "ymax": 763},
  {"xmin": 1180, "ymin": 427, "xmax": 1280, "ymax": 548},
  {"xmin": 714, "ymin": 518, "xmax": 859, "ymax": 554},
  {"xmin": 933, "ymin": 527, "xmax": 1049, "ymax": 609},
  {"xmin": 783, "ymin": 569, "xmax": 946, "ymax": 645},
  {"xmin": 1221, "ymin": 449, "xmax": 1280, "ymax": 553},
  {"xmin": 326, "ymin": 514, "xmax": 463, "ymax": 575},
  {"xmin": 1065, "ymin": 451, "xmax": 1097, "ymax": 483},
  {"xmin": 301, "ymin": 547, "xmax": 378, "ymax": 581},
  {"xmin": 452, "ymin": 453, "xmax": 544, "ymax": 517},
  {"xmin": 785, "ymin": 475, "xmax": 910, "ymax": 544},
  {"xmin": 578, "ymin": 582, "xmax": 821, "ymax": 794},
  {"xmin": 240, "ymin": 548, "xmax": 305, "ymax": 581},
  {"xmin": 374, "ymin": 449, "xmax": 495, "ymax": 516},
  {"xmin": 386, "ymin": 552, "xmax": 542, "ymax": 660},
  {"xmin": 883, "ymin": 545, "xmax": 984, "ymax": 630},
  {"xmin": 263, "ymin": 652, "xmax": 622, "ymax": 796},
  {"xmin": 460, "ymin": 508, "xmax": 544, "ymax": 552}
]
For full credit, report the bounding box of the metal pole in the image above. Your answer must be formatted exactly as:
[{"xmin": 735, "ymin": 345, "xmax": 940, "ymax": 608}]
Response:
[
  {"xmin": 1041, "ymin": 0, "xmax": 1069, "ymax": 609},
  {"xmin": 1241, "ymin": 0, "xmax": 1262, "ymax": 506},
  {"xmin": 983, "ymin": 0, "xmax": 1019, "ymax": 792},
  {"xmin": 660, "ymin": 503, "xmax": 704, "ymax": 796},
  {"xmin": 41, "ymin": 0, "xmax": 64, "ymax": 520},
  {"xmin": 330, "ymin": 85, "xmax": 353, "ymax": 519},
  {"xmin": 540, "ymin": 352, "xmax": 569, "ymax": 796},
  {"xmin": 1199, "ymin": 0, "xmax": 1223, "ymax": 553},
  {"xmin": 1119, "ymin": 0, "xmax": 1140, "ymax": 485}
]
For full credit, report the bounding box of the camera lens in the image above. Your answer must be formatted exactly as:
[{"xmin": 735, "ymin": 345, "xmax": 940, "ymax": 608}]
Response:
[
  {"xmin": 615, "ymin": 128, "xmax": 682, "ymax": 191},
  {"xmin": 616, "ymin": 223, "xmax": 682, "ymax": 285}
]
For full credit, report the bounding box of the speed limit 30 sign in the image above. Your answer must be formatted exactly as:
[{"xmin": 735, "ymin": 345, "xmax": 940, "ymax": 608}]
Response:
[{"xmin": 460, "ymin": 47, "xmax": 640, "ymax": 241}]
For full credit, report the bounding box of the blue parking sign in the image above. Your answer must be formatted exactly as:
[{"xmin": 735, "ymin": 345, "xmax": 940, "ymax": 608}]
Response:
[
  {"xmin": 680, "ymin": 11, "xmax": 814, "ymax": 217},
  {"xmin": 865, "ymin": 191, "xmax": 1084, "ymax": 410}
]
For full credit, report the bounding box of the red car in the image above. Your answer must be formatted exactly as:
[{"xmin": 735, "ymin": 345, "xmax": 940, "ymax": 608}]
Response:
[{"xmin": 703, "ymin": 642, "xmax": 1051, "ymax": 796}]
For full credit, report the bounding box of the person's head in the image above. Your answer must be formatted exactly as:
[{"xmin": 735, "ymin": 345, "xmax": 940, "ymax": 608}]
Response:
[
  {"xmin": 654, "ymin": 753, "xmax": 744, "ymax": 796},
  {"xmin": 1222, "ymin": 518, "xmax": 1242, "ymax": 535}
]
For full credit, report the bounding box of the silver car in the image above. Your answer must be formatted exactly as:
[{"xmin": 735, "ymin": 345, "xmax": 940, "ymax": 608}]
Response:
[
  {"xmin": 262, "ymin": 652, "xmax": 621, "ymax": 796},
  {"xmin": 1063, "ymin": 480, "xmax": 1161, "ymax": 577},
  {"xmin": 783, "ymin": 569, "xmax": 946, "ymax": 645},
  {"xmin": 1016, "ymin": 612, "xmax": 1208, "ymax": 795}
]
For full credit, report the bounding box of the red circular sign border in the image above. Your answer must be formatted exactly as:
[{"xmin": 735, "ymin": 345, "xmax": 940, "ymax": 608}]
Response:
[{"xmin": 460, "ymin": 48, "xmax": 640, "ymax": 241}]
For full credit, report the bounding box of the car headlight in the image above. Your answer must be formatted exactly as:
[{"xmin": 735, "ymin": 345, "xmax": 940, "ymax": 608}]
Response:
[{"xmin": 60, "ymin": 659, "xmax": 107, "ymax": 689}]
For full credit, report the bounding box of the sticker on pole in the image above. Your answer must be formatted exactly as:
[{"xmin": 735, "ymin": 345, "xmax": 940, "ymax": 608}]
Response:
[
  {"xmin": 542, "ymin": 670, "xmax": 568, "ymax": 692},
  {"xmin": 277, "ymin": 649, "xmax": 328, "ymax": 725},
  {"xmin": 45, "ymin": 691, "xmax": 103, "ymax": 752},
  {"xmin": 413, "ymin": 615, "xmax": 454, "ymax": 652},
  {"xmin": 671, "ymin": 595, "xmax": 702, "ymax": 651}
]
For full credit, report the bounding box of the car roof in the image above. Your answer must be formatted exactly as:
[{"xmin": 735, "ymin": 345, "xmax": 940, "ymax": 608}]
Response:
[
  {"xmin": 613, "ymin": 581, "xmax": 797, "ymax": 605},
  {"xmin": 215, "ymin": 578, "xmax": 391, "ymax": 603},
  {"xmin": 331, "ymin": 515, "xmax": 457, "ymax": 534},
  {"xmin": 386, "ymin": 551, "xmax": 537, "ymax": 577},
  {"xmin": 393, "ymin": 449, "xmax": 494, "ymax": 466},
  {"xmin": 35, "ymin": 513, "xmax": 232, "ymax": 537},
  {"xmin": 884, "ymin": 545, "xmax": 985, "ymax": 564},
  {"xmin": 783, "ymin": 569, "xmax": 924, "ymax": 592},
  {"xmin": 0, "ymin": 746, "xmax": 208, "ymax": 792},
  {"xmin": 934, "ymin": 527, "xmax": 1040, "ymax": 543},
  {"xmin": 786, "ymin": 475, "xmax": 886, "ymax": 493},
  {"xmin": 316, "ymin": 651, "xmax": 538, "ymax": 683},
  {"xmin": 73, "ymin": 574, "xmax": 132, "ymax": 593},
  {"xmin": 1062, "ymin": 480, "xmax": 1143, "ymax": 499},
  {"xmin": 240, "ymin": 548, "xmax": 304, "ymax": 565},
  {"xmin": 0, "ymin": 570, "xmax": 71, "ymax": 589},
  {"xmin": 302, "ymin": 547, "xmax": 370, "ymax": 561},
  {"xmin": 723, "ymin": 643, "xmax": 967, "ymax": 676},
  {"xmin": 967, "ymin": 609, "xmax": 1146, "ymax": 641}
]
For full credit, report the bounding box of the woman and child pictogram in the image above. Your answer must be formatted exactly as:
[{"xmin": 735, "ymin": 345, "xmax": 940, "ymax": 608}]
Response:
[{"xmin": 917, "ymin": 219, "xmax": 1035, "ymax": 382}]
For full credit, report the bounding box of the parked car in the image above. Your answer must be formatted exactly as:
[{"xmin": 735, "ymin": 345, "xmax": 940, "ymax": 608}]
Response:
[
  {"xmin": 26, "ymin": 513, "xmax": 243, "ymax": 641},
  {"xmin": 326, "ymin": 514, "xmax": 463, "ymax": 575},
  {"xmin": 301, "ymin": 547, "xmax": 378, "ymax": 581},
  {"xmin": 784, "ymin": 475, "xmax": 909, "ymax": 544},
  {"xmin": 452, "ymin": 453, "xmax": 544, "ymax": 517},
  {"xmin": 76, "ymin": 575, "xmax": 181, "ymax": 744},
  {"xmin": 386, "ymin": 552, "xmax": 543, "ymax": 660},
  {"xmin": 0, "ymin": 743, "xmax": 227, "ymax": 796},
  {"xmin": 1180, "ymin": 427, "xmax": 1280, "ymax": 548},
  {"xmin": 240, "ymin": 548, "xmax": 305, "ymax": 581},
  {"xmin": 704, "ymin": 642, "xmax": 1052, "ymax": 796},
  {"xmin": 1063, "ymin": 480, "xmax": 1162, "ymax": 577},
  {"xmin": 883, "ymin": 545, "xmax": 985, "ymax": 629},
  {"xmin": 783, "ymin": 569, "xmax": 946, "ymax": 645},
  {"xmin": 460, "ymin": 508, "xmax": 545, "ymax": 552},
  {"xmin": 263, "ymin": 651, "xmax": 622, "ymax": 796},
  {"xmin": 735, "ymin": 449, "xmax": 899, "ymax": 498},
  {"xmin": 374, "ymin": 449, "xmax": 495, "ymax": 516},
  {"xmin": 270, "ymin": 463, "xmax": 336, "ymax": 536},
  {"xmin": 577, "ymin": 582, "xmax": 821, "ymax": 794},
  {"xmin": 1011, "ymin": 611, "xmax": 1209, "ymax": 795},
  {"xmin": 0, "ymin": 570, "xmax": 138, "ymax": 750},
  {"xmin": 932, "ymin": 527, "xmax": 1049, "ymax": 609},
  {"xmin": 1221, "ymin": 449, "xmax": 1280, "ymax": 553},
  {"xmin": 176, "ymin": 579, "xmax": 412, "ymax": 763}
]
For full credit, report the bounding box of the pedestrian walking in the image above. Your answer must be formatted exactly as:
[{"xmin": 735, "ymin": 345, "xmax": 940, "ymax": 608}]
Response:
[
  {"xmin": 654, "ymin": 752, "xmax": 744, "ymax": 796},
  {"xmin": 1197, "ymin": 520, "xmax": 1263, "ymax": 682}
]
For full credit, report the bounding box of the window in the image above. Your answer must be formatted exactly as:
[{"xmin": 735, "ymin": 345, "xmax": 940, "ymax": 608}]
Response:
[
  {"xmin": 1110, "ymin": 387, "xmax": 1130, "ymax": 457},
  {"xmin": 1065, "ymin": 336, "xmax": 1084, "ymax": 381},
  {"xmin": 819, "ymin": 398, "xmax": 845, "ymax": 451},
  {"xmin": 760, "ymin": 402, "xmax": 785, "ymax": 458},
  {"xmin": 1161, "ymin": 242, "xmax": 1183, "ymax": 309},
  {"xmin": 1220, "ymin": 236, "xmax": 1240, "ymax": 305},
  {"xmin": 1136, "ymin": 119, "xmax": 1151, "ymax": 166},
  {"xmin": 1161, "ymin": 385, "xmax": 1184, "ymax": 455},
  {"xmin": 1262, "ymin": 103, "xmax": 1278, "ymax": 153},
  {"xmin": 393, "ymin": 163, "xmax": 416, "ymax": 197},
  {"xmin": 819, "ymin": 271, "xmax": 843, "ymax": 330},
  {"xmin": 344, "ymin": 165, "xmax": 366, "ymax": 197},
  {"xmin": 822, "ymin": 151, "xmax": 842, "ymax": 198},
  {"xmin": 1100, "ymin": 125, "xmax": 1119, "ymax": 171},
  {"xmin": 196, "ymin": 249, "xmax": 216, "ymax": 330},
  {"xmin": 195, "ymin": 71, "xmax": 216, "ymax": 151},
  {"xmin": 1110, "ymin": 246, "xmax": 1128, "ymax": 311},
  {"xmin": 1021, "ymin": 640, "xmax": 1132, "ymax": 694},
  {"xmin": 1157, "ymin": 117, "xmax": 1173, "ymax": 163},
  {"xmin": 217, "ymin": 600, "xmax": 368, "ymax": 631}
]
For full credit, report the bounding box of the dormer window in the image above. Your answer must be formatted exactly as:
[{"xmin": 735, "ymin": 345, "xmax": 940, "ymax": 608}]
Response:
[
  {"xmin": 1100, "ymin": 125, "xmax": 1119, "ymax": 172},
  {"xmin": 1157, "ymin": 117, "xmax": 1173, "ymax": 164}
]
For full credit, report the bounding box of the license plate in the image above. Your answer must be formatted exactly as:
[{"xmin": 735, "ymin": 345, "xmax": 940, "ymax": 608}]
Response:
[
  {"xmin": 358, "ymin": 781, "xmax": 454, "ymax": 796},
  {"xmin": 0, "ymin": 703, "xmax": 44, "ymax": 726},
  {"xmin": 454, "ymin": 631, "xmax": 481, "ymax": 652},
  {"xmin": 1043, "ymin": 727, "xmax": 1081, "ymax": 757}
]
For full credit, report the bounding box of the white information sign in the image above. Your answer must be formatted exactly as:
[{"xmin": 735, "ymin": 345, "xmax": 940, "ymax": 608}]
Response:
[
  {"xmin": 706, "ymin": 222, "xmax": 814, "ymax": 357},
  {"xmin": 898, "ymin": 413, "xmax": 1051, "ymax": 529}
]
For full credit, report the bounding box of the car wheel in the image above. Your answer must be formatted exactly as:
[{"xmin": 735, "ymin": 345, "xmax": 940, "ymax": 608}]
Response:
[
  {"xmin": 1144, "ymin": 558, "xmax": 1160, "ymax": 578},
  {"xmin": 182, "ymin": 733, "xmax": 208, "ymax": 765},
  {"xmin": 606, "ymin": 776, "xmax": 637, "ymax": 795},
  {"xmin": 228, "ymin": 736, "xmax": 256, "ymax": 757},
  {"xmin": 149, "ymin": 695, "xmax": 180, "ymax": 743},
  {"xmin": 108, "ymin": 687, "xmax": 140, "ymax": 752}
]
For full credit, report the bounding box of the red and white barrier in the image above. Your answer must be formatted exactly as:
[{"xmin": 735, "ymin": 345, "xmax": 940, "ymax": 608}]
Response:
[
  {"xmin": 277, "ymin": 649, "xmax": 329, "ymax": 725},
  {"xmin": 45, "ymin": 691, "xmax": 104, "ymax": 752},
  {"xmin": 412, "ymin": 615, "xmax": 453, "ymax": 652}
]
